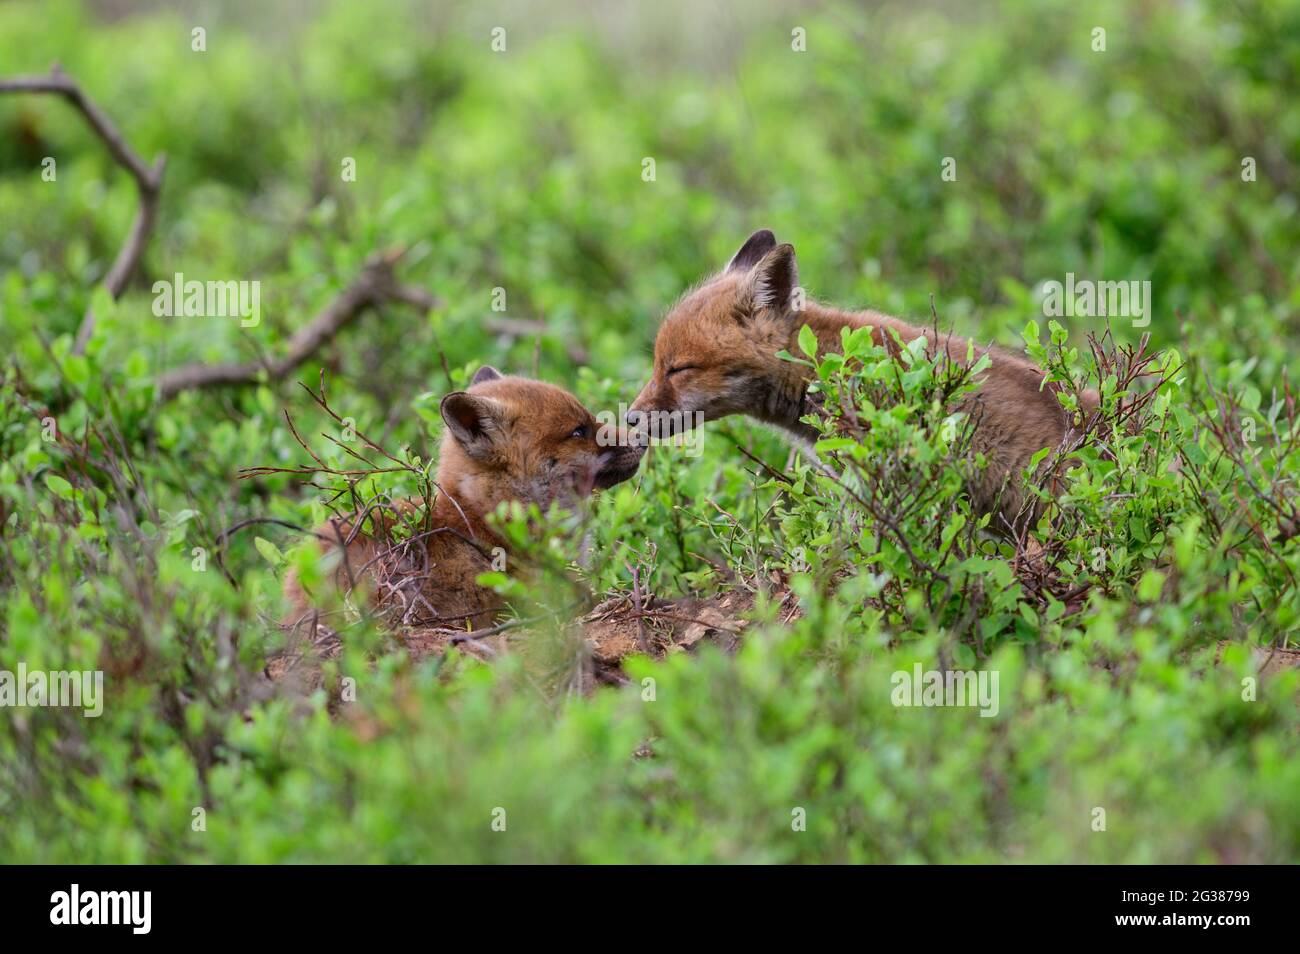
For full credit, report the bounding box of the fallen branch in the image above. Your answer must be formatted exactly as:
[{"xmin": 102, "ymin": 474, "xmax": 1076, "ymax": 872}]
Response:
[
  {"xmin": 157, "ymin": 249, "xmax": 439, "ymax": 401},
  {"xmin": 0, "ymin": 64, "xmax": 166, "ymax": 354}
]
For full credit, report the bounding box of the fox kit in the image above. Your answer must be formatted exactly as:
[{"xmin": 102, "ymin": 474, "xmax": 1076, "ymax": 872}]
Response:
[
  {"xmin": 283, "ymin": 366, "xmax": 641, "ymax": 633},
  {"xmin": 628, "ymin": 229, "xmax": 1098, "ymax": 533}
]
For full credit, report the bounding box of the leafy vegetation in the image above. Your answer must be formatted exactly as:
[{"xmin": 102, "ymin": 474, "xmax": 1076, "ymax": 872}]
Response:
[{"xmin": 1, "ymin": 0, "xmax": 1298, "ymax": 863}]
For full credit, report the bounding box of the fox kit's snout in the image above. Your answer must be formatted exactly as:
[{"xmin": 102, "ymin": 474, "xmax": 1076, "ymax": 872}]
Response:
[
  {"xmin": 283, "ymin": 366, "xmax": 641, "ymax": 633},
  {"xmin": 630, "ymin": 229, "xmax": 1100, "ymax": 532}
]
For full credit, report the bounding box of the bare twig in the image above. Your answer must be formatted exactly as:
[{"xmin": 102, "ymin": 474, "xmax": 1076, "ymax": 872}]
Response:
[
  {"xmin": 157, "ymin": 249, "xmax": 438, "ymax": 400},
  {"xmin": 725, "ymin": 435, "xmax": 794, "ymax": 485},
  {"xmin": 627, "ymin": 562, "xmax": 650, "ymax": 653},
  {"xmin": 448, "ymin": 616, "xmax": 536, "ymax": 645},
  {"xmin": 0, "ymin": 64, "xmax": 166, "ymax": 354}
]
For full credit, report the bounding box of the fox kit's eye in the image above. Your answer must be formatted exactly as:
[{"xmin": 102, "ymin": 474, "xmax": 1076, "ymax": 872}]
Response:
[
  {"xmin": 569, "ymin": 424, "xmax": 589, "ymax": 440},
  {"xmin": 667, "ymin": 364, "xmax": 698, "ymax": 377}
]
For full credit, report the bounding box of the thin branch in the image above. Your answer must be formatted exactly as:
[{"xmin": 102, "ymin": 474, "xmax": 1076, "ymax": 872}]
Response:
[
  {"xmin": 0, "ymin": 64, "xmax": 166, "ymax": 354},
  {"xmin": 157, "ymin": 248, "xmax": 439, "ymax": 401}
]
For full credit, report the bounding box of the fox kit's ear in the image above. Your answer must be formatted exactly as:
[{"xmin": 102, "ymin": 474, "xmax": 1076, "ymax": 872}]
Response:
[
  {"xmin": 750, "ymin": 243, "xmax": 799, "ymax": 315},
  {"xmin": 727, "ymin": 229, "xmax": 778, "ymax": 272},
  {"xmin": 471, "ymin": 365, "xmax": 503, "ymax": 386},
  {"xmin": 440, "ymin": 391, "xmax": 505, "ymax": 459}
]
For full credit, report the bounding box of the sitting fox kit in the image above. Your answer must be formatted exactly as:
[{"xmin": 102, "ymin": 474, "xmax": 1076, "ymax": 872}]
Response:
[
  {"xmin": 629, "ymin": 229, "xmax": 1098, "ymax": 532},
  {"xmin": 283, "ymin": 367, "xmax": 641, "ymax": 633}
]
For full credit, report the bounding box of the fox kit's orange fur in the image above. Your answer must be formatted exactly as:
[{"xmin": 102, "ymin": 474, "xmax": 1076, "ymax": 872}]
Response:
[
  {"xmin": 629, "ymin": 230, "xmax": 1098, "ymax": 533},
  {"xmin": 284, "ymin": 366, "xmax": 640, "ymax": 633}
]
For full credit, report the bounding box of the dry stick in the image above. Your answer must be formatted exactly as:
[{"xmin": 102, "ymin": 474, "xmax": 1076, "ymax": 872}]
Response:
[
  {"xmin": 0, "ymin": 65, "xmax": 166, "ymax": 355},
  {"xmin": 637, "ymin": 610, "xmax": 744, "ymax": 636},
  {"xmin": 157, "ymin": 249, "xmax": 438, "ymax": 400},
  {"xmin": 627, "ymin": 562, "xmax": 650, "ymax": 653},
  {"xmin": 448, "ymin": 613, "xmax": 553, "ymax": 647},
  {"xmin": 726, "ymin": 436, "xmax": 794, "ymax": 485}
]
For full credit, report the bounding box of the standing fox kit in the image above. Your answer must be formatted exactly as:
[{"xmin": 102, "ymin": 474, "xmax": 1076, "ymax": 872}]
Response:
[
  {"xmin": 629, "ymin": 229, "xmax": 1098, "ymax": 531},
  {"xmin": 283, "ymin": 367, "xmax": 640, "ymax": 632}
]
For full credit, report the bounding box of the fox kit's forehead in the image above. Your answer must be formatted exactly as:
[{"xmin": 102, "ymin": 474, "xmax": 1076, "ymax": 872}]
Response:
[
  {"xmin": 657, "ymin": 272, "xmax": 747, "ymax": 356},
  {"xmin": 469, "ymin": 375, "xmax": 590, "ymax": 424},
  {"xmin": 669, "ymin": 271, "xmax": 745, "ymax": 319}
]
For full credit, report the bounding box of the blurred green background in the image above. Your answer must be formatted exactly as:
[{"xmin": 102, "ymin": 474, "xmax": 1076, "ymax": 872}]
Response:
[
  {"xmin": 4, "ymin": 0, "xmax": 1297, "ymax": 389},
  {"xmin": 0, "ymin": 0, "xmax": 1298, "ymax": 863}
]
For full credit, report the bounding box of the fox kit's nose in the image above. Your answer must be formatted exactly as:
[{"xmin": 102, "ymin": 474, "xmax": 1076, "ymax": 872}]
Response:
[{"xmin": 624, "ymin": 408, "xmax": 653, "ymax": 449}]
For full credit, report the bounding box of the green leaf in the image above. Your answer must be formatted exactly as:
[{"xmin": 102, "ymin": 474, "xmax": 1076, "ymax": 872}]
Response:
[
  {"xmin": 64, "ymin": 354, "xmax": 90, "ymax": 389},
  {"xmin": 798, "ymin": 324, "xmax": 818, "ymax": 358},
  {"xmin": 1136, "ymin": 570, "xmax": 1165, "ymax": 602},
  {"xmin": 44, "ymin": 474, "xmax": 74, "ymax": 499},
  {"xmin": 254, "ymin": 536, "xmax": 284, "ymax": 567}
]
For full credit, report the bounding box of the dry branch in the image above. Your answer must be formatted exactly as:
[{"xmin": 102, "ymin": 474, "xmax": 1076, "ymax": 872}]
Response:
[
  {"xmin": 0, "ymin": 64, "xmax": 166, "ymax": 354},
  {"xmin": 157, "ymin": 249, "xmax": 439, "ymax": 401}
]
